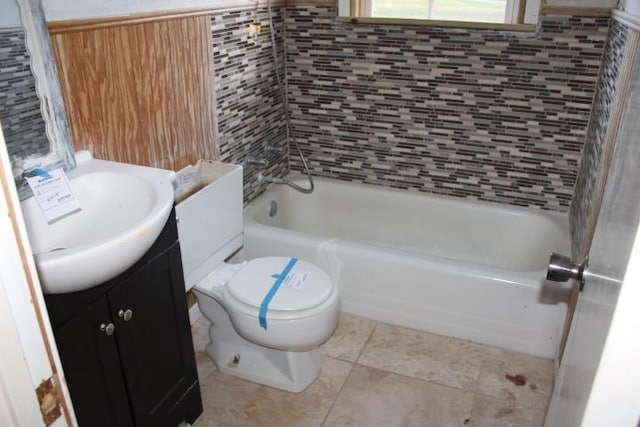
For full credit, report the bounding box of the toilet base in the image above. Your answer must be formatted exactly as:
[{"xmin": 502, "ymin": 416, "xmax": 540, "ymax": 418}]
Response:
[
  {"xmin": 204, "ymin": 322, "xmax": 323, "ymax": 393},
  {"xmin": 195, "ymin": 292, "xmax": 325, "ymax": 393}
]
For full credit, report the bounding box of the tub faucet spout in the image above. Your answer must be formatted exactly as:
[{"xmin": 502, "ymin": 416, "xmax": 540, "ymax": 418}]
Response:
[{"xmin": 257, "ymin": 173, "xmax": 286, "ymax": 185}]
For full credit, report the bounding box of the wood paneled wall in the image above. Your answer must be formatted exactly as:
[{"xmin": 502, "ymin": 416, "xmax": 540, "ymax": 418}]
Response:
[{"xmin": 50, "ymin": 16, "xmax": 218, "ymax": 171}]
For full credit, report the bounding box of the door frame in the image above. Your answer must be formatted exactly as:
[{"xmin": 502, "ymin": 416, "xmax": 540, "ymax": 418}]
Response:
[
  {"xmin": 579, "ymin": 224, "xmax": 640, "ymax": 424},
  {"xmin": 0, "ymin": 124, "xmax": 76, "ymax": 426}
]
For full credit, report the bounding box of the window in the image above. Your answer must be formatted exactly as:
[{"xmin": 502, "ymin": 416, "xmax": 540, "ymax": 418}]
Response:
[{"xmin": 338, "ymin": 0, "xmax": 539, "ymax": 27}]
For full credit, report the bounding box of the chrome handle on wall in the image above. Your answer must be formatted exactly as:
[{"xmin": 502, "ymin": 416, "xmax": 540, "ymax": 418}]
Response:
[
  {"xmin": 546, "ymin": 253, "xmax": 587, "ymax": 289},
  {"xmin": 264, "ymin": 144, "xmax": 285, "ymax": 155},
  {"xmin": 118, "ymin": 309, "xmax": 133, "ymax": 322},
  {"xmin": 245, "ymin": 155, "xmax": 268, "ymax": 167},
  {"xmin": 100, "ymin": 323, "xmax": 115, "ymax": 336}
]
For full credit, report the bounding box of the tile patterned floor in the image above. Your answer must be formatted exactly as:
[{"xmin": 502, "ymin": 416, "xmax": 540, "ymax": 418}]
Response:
[{"xmin": 191, "ymin": 314, "xmax": 553, "ymax": 427}]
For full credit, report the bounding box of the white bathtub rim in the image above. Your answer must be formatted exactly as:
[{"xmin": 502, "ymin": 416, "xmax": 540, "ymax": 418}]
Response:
[
  {"xmin": 242, "ymin": 219, "xmax": 562, "ymax": 289},
  {"xmin": 272, "ymin": 176, "xmax": 570, "ymax": 226},
  {"xmin": 247, "ymin": 176, "xmax": 570, "ymax": 272}
]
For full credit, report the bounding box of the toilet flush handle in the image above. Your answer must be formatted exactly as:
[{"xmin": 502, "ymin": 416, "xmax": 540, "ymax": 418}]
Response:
[{"xmin": 118, "ymin": 309, "xmax": 133, "ymax": 322}]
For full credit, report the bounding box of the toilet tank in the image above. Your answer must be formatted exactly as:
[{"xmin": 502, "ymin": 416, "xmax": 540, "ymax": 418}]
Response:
[{"xmin": 175, "ymin": 161, "xmax": 243, "ymax": 291}]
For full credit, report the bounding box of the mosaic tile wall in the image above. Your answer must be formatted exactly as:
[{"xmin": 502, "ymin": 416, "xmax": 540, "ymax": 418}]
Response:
[
  {"xmin": 285, "ymin": 7, "xmax": 610, "ymax": 211},
  {"xmin": 570, "ymin": 21, "xmax": 636, "ymax": 257},
  {"xmin": 0, "ymin": 28, "xmax": 49, "ymax": 162},
  {"xmin": 212, "ymin": 7, "xmax": 289, "ymax": 203}
]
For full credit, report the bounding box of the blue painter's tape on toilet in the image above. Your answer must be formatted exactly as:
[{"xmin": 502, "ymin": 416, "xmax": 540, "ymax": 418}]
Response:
[{"xmin": 259, "ymin": 258, "xmax": 298, "ymax": 330}]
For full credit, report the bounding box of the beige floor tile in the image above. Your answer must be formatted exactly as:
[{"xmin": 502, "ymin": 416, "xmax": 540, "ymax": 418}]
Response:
[
  {"xmin": 198, "ymin": 356, "xmax": 352, "ymax": 427},
  {"xmin": 193, "ymin": 417, "xmax": 234, "ymax": 427},
  {"xmin": 192, "ymin": 317, "xmax": 210, "ymax": 349},
  {"xmin": 319, "ymin": 314, "xmax": 376, "ymax": 362},
  {"xmin": 195, "ymin": 350, "xmax": 216, "ymax": 385},
  {"xmin": 469, "ymin": 395, "xmax": 546, "ymax": 427},
  {"xmin": 324, "ymin": 365, "xmax": 474, "ymax": 427},
  {"xmin": 358, "ymin": 323, "xmax": 493, "ymax": 390},
  {"xmin": 477, "ymin": 350, "xmax": 554, "ymax": 410},
  {"xmin": 191, "ymin": 317, "xmax": 216, "ymax": 382}
]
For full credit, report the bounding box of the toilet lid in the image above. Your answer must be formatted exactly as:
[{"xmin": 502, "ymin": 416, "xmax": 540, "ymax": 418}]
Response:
[{"xmin": 226, "ymin": 257, "xmax": 334, "ymax": 312}]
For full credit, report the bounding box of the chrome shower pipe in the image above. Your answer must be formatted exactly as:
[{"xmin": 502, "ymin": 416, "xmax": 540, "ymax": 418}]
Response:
[
  {"xmin": 257, "ymin": 173, "xmax": 314, "ymax": 194},
  {"xmin": 265, "ymin": 0, "xmax": 314, "ymax": 194}
]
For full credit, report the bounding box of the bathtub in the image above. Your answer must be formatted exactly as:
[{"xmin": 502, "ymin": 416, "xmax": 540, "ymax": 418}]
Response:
[{"xmin": 234, "ymin": 178, "xmax": 570, "ymax": 359}]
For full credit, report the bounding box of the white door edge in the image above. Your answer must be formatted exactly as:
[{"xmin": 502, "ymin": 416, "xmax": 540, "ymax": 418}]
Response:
[{"xmin": 0, "ymin": 124, "xmax": 76, "ymax": 426}]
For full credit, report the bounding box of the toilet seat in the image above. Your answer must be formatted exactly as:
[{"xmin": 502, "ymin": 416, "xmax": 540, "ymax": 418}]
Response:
[
  {"xmin": 195, "ymin": 256, "xmax": 340, "ymax": 352},
  {"xmin": 195, "ymin": 256, "xmax": 337, "ymax": 321},
  {"xmin": 226, "ymin": 257, "xmax": 334, "ymax": 312},
  {"xmin": 223, "ymin": 257, "xmax": 336, "ymax": 323}
]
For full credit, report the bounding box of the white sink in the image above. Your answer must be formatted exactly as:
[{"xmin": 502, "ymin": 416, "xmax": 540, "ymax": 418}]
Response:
[{"xmin": 20, "ymin": 154, "xmax": 175, "ymax": 294}]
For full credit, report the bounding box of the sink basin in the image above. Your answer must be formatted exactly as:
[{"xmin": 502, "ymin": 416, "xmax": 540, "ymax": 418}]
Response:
[{"xmin": 20, "ymin": 154, "xmax": 175, "ymax": 294}]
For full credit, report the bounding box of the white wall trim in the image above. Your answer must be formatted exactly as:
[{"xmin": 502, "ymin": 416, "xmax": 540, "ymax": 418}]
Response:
[
  {"xmin": 613, "ymin": 9, "xmax": 640, "ymax": 33},
  {"xmin": 43, "ymin": 0, "xmax": 269, "ymax": 22}
]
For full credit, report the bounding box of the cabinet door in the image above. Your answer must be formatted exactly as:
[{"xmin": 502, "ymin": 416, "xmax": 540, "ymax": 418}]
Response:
[
  {"xmin": 54, "ymin": 296, "xmax": 134, "ymax": 427},
  {"xmin": 108, "ymin": 245, "xmax": 198, "ymax": 426}
]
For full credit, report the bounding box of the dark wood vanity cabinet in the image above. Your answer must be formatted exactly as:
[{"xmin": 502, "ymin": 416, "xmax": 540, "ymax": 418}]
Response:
[{"xmin": 45, "ymin": 210, "xmax": 202, "ymax": 427}]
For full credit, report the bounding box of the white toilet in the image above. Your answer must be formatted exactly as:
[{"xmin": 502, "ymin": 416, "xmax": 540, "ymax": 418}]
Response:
[{"xmin": 175, "ymin": 161, "xmax": 340, "ymax": 392}]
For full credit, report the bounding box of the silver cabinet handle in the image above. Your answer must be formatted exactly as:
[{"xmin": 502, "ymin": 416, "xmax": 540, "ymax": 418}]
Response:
[
  {"xmin": 118, "ymin": 309, "xmax": 133, "ymax": 322},
  {"xmin": 100, "ymin": 323, "xmax": 115, "ymax": 336}
]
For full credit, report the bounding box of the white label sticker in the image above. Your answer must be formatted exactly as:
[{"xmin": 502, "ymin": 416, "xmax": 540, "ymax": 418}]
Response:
[
  {"xmin": 25, "ymin": 168, "xmax": 81, "ymax": 223},
  {"xmin": 281, "ymin": 272, "xmax": 311, "ymax": 290}
]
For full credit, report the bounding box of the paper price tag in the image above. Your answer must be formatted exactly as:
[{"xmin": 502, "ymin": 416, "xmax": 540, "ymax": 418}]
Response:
[
  {"xmin": 25, "ymin": 168, "xmax": 81, "ymax": 223},
  {"xmin": 281, "ymin": 272, "xmax": 311, "ymax": 290}
]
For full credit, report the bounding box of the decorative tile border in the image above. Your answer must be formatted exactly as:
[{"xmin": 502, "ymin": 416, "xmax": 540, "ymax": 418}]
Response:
[
  {"xmin": 285, "ymin": 6, "xmax": 609, "ymax": 211},
  {"xmin": 211, "ymin": 7, "xmax": 289, "ymax": 203},
  {"xmin": 1, "ymin": 7, "xmax": 616, "ymax": 216},
  {"xmin": 0, "ymin": 28, "xmax": 49, "ymax": 163},
  {"xmin": 570, "ymin": 21, "xmax": 638, "ymax": 258}
]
